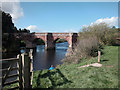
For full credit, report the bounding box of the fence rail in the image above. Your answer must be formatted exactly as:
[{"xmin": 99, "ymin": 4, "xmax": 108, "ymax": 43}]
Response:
[
  {"xmin": 0, "ymin": 58, "xmax": 19, "ymax": 61},
  {"xmin": 1, "ymin": 49, "xmax": 33, "ymax": 90}
]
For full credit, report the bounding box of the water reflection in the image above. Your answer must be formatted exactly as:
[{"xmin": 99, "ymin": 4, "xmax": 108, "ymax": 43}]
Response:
[
  {"xmin": 33, "ymin": 42, "xmax": 69, "ymax": 71},
  {"xmin": 36, "ymin": 45, "xmax": 45, "ymax": 52}
]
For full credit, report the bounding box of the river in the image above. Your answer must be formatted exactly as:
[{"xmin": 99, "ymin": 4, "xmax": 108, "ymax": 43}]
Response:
[{"xmin": 33, "ymin": 42, "xmax": 69, "ymax": 71}]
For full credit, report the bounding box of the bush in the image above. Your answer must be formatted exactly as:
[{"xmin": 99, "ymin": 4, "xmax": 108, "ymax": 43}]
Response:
[
  {"xmin": 75, "ymin": 36, "xmax": 99, "ymax": 57},
  {"xmin": 81, "ymin": 23, "xmax": 119, "ymax": 45},
  {"xmin": 62, "ymin": 36, "xmax": 101, "ymax": 64},
  {"xmin": 62, "ymin": 23, "xmax": 119, "ymax": 64}
]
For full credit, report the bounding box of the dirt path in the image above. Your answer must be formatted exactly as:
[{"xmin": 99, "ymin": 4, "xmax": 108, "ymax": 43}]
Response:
[{"xmin": 78, "ymin": 63, "xmax": 102, "ymax": 68}]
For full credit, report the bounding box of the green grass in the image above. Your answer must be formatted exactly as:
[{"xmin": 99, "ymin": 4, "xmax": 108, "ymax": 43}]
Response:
[
  {"xmin": 2, "ymin": 83, "xmax": 19, "ymax": 90},
  {"xmin": 32, "ymin": 46, "xmax": 119, "ymax": 88}
]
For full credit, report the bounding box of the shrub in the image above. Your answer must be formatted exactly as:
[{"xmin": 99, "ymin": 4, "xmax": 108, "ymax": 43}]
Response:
[
  {"xmin": 81, "ymin": 23, "xmax": 119, "ymax": 45},
  {"xmin": 62, "ymin": 35, "xmax": 101, "ymax": 64},
  {"xmin": 75, "ymin": 36, "xmax": 100, "ymax": 57},
  {"xmin": 62, "ymin": 23, "xmax": 120, "ymax": 64}
]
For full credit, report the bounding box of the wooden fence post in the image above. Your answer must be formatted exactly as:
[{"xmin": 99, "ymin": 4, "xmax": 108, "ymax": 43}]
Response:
[
  {"xmin": 17, "ymin": 54, "xmax": 23, "ymax": 89},
  {"xmin": 29, "ymin": 49, "xmax": 33, "ymax": 87},
  {"xmin": 22, "ymin": 52, "xmax": 31, "ymax": 89},
  {"xmin": 98, "ymin": 51, "xmax": 101, "ymax": 63}
]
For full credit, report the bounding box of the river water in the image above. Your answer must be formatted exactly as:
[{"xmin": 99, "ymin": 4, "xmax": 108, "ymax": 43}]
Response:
[
  {"xmin": 3, "ymin": 42, "xmax": 69, "ymax": 71},
  {"xmin": 33, "ymin": 42, "xmax": 69, "ymax": 71}
]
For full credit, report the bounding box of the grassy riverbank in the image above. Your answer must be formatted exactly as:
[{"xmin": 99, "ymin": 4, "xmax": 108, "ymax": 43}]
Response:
[{"xmin": 32, "ymin": 46, "xmax": 119, "ymax": 88}]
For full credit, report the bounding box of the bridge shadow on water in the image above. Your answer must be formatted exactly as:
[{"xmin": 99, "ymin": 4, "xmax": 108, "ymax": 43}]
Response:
[{"xmin": 36, "ymin": 69, "xmax": 72, "ymax": 88}]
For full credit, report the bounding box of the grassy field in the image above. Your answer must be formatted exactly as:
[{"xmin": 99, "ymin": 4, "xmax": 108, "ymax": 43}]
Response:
[{"xmin": 32, "ymin": 46, "xmax": 119, "ymax": 88}]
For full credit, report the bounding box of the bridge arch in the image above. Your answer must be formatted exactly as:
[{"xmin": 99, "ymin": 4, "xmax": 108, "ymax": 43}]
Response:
[
  {"xmin": 20, "ymin": 40, "xmax": 26, "ymax": 47},
  {"xmin": 53, "ymin": 37, "xmax": 70, "ymax": 47},
  {"xmin": 32, "ymin": 38, "xmax": 45, "ymax": 45}
]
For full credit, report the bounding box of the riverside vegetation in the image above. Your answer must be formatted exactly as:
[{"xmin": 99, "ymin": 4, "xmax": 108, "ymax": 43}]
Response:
[{"xmin": 32, "ymin": 23, "xmax": 120, "ymax": 88}]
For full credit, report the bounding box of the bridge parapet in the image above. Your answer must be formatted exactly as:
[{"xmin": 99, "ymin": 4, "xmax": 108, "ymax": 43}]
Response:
[
  {"xmin": 33, "ymin": 33, "xmax": 46, "ymax": 36},
  {"xmin": 33, "ymin": 33, "xmax": 77, "ymax": 37},
  {"xmin": 53, "ymin": 33, "xmax": 70, "ymax": 36}
]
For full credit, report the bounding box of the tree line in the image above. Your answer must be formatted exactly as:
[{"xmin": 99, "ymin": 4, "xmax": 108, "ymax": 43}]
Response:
[{"xmin": 2, "ymin": 10, "xmax": 30, "ymax": 58}]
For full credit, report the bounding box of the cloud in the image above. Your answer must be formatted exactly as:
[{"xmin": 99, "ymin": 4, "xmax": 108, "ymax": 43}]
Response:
[
  {"xmin": 82, "ymin": 25, "xmax": 88, "ymax": 28},
  {"xmin": 90, "ymin": 17, "xmax": 118, "ymax": 27},
  {"xmin": 26, "ymin": 25, "xmax": 40, "ymax": 32},
  {"xmin": 64, "ymin": 29, "xmax": 78, "ymax": 33},
  {"xmin": 1, "ymin": 0, "xmax": 24, "ymax": 22}
]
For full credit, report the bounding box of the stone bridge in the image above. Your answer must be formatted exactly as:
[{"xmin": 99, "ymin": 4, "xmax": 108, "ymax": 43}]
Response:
[{"xmin": 14, "ymin": 32, "xmax": 78, "ymax": 50}]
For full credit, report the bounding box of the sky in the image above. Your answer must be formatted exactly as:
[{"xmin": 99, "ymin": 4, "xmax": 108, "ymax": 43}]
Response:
[{"xmin": 1, "ymin": 1, "xmax": 119, "ymax": 33}]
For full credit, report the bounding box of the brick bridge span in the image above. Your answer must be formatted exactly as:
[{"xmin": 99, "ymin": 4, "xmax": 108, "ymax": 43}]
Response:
[{"xmin": 14, "ymin": 33, "xmax": 78, "ymax": 50}]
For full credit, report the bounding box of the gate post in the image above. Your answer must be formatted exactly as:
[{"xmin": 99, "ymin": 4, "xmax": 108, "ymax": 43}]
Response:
[
  {"xmin": 29, "ymin": 49, "xmax": 33, "ymax": 87},
  {"xmin": 21, "ymin": 52, "xmax": 31, "ymax": 89},
  {"xmin": 98, "ymin": 51, "xmax": 101, "ymax": 63},
  {"xmin": 17, "ymin": 54, "xmax": 23, "ymax": 89}
]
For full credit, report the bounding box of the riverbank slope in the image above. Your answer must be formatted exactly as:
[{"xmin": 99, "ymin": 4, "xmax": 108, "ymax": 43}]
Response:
[{"xmin": 33, "ymin": 46, "xmax": 119, "ymax": 88}]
